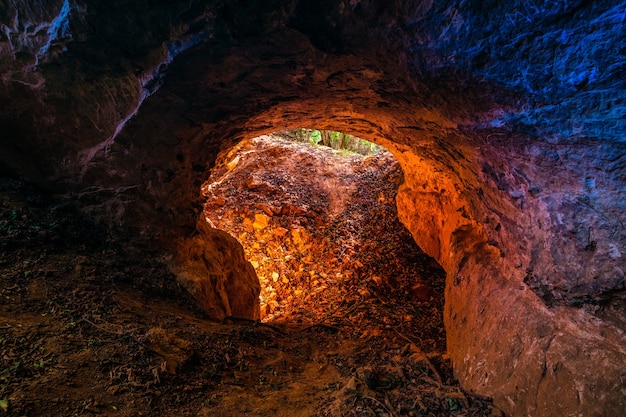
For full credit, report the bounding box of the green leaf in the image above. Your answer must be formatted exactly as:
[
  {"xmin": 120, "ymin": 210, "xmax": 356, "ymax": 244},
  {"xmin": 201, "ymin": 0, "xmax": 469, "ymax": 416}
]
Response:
[
  {"xmin": 445, "ymin": 397, "xmax": 460, "ymax": 411},
  {"xmin": 309, "ymin": 130, "xmax": 321, "ymax": 145},
  {"xmin": 0, "ymin": 398, "xmax": 8, "ymax": 412}
]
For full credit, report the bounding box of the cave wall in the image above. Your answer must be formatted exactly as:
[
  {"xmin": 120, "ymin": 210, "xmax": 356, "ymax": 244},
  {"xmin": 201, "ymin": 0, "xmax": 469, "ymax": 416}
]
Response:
[
  {"xmin": 394, "ymin": 132, "xmax": 626, "ymax": 416},
  {"xmin": 1, "ymin": 1, "xmax": 625, "ymax": 416}
]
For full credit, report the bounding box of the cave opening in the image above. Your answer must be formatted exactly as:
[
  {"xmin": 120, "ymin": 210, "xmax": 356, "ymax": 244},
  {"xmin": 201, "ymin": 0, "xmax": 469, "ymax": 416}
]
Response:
[{"xmin": 201, "ymin": 129, "xmax": 448, "ymax": 353}]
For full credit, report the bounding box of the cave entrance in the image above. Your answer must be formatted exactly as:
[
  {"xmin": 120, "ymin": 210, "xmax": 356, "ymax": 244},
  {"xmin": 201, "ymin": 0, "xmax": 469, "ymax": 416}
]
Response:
[{"xmin": 202, "ymin": 130, "xmax": 447, "ymax": 352}]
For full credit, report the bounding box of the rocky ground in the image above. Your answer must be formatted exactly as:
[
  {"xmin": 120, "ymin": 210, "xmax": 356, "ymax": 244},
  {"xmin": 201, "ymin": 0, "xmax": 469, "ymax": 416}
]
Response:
[
  {"xmin": 203, "ymin": 136, "xmax": 448, "ymax": 348},
  {"xmin": 0, "ymin": 136, "xmax": 504, "ymax": 416}
]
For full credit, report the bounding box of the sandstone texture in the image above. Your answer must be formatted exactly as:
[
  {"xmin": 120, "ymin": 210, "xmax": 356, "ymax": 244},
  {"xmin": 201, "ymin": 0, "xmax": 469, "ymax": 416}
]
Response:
[
  {"xmin": 175, "ymin": 218, "xmax": 260, "ymax": 321},
  {"xmin": 1, "ymin": 1, "xmax": 624, "ymax": 416}
]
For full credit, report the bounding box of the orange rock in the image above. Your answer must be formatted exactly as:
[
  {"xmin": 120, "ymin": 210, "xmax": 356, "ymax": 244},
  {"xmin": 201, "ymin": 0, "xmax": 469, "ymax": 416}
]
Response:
[
  {"xmin": 281, "ymin": 203, "xmax": 307, "ymax": 216},
  {"xmin": 273, "ymin": 227, "xmax": 288, "ymax": 237},
  {"xmin": 410, "ymin": 283, "xmax": 431, "ymax": 300},
  {"xmin": 143, "ymin": 328, "xmax": 192, "ymax": 375},
  {"xmin": 245, "ymin": 176, "xmax": 264, "ymax": 189},
  {"xmin": 252, "ymin": 213, "xmax": 270, "ymax": 230},
  {"xmin": 175, "ymin": 223, "xmax": 260, "ymax": 321},
  {"xmin": 226, "ymin": 156, "xmax": 240, "ymax": 170},
  {"xmin": 358, "ymin": 288, "xmax": 371, "ymax": 298},
  {"xmin": 255, "ymin": 203, "xmax": 274, "ymax": 217},
  {"xmin": 291, "ymin": 227, "xmax": 306, "ymax": 245},
  {"xmin": 242, "ymin": 217, "xmax": 254, "ymax": 231}
]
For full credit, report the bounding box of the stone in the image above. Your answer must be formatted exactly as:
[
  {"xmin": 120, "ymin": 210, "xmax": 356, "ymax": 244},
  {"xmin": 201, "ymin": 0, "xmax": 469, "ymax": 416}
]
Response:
[
  {"xmin": 0, "ymin": 1, "xmax": 624, "ymax": 416},
  {"xmin": 242, "ymin": 217, "xmax": 254, "ymax": 232},
  {"xmin": 244, "ymin": 176, "xmax": 262, "ymax": 190},
  {"xmin": 370, "ymin": 276, "xmax": 383, "ymax": 285},
  {"xmin": 280, "ymin": 203, "xmax": 307, "ymax": 216},
  {"xmin": 174, "ymin": 220, "xmax": 260, "ymax": 321},
  {"xmin": 409, "ymin": 283, "xmax": 430, "ymax": 301},
  {"xmin": 255, "ymin": 203, "xmax": 275, "ymax": 217},
  {"xmin": 252, "ymin": 213, "xmax": 270, "ymax": 230},
  {"xmin": 357, "ymin": 289, "xmax": 371, "ymax": 298},
  {"xmin": 272, "ymin": 227, "xmax": 288, "ymax": 237},
  {"xmin": 291, "ymin": 227, "xmax": 307, "ymax": 246},
  {"xmin": 143, "ymin": 327, "xmax": 192, "ymax": 375},
  {"xmin": 226, "ymin": 156, "xmax": 240, "ymax": 171}
]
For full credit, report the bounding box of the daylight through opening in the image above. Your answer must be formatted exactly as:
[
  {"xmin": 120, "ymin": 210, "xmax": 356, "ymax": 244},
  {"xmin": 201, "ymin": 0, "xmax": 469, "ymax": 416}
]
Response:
[{"xmin": 202, "ymin": 130, "xmax": 447, "ymax": 352}]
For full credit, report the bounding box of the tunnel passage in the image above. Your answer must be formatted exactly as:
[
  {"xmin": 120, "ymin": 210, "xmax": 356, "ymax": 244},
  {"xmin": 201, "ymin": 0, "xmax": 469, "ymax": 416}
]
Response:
[
  {"xmin": 200, "ymin": 132, "xmax": 448, "ymax": 352},
  {"xmin": 168, "ymin": 110, "xmax": 625, "ymax": 417},
  {"xmin": 1, "ymin": 1, "xmax": 625, "ymax": 414}
]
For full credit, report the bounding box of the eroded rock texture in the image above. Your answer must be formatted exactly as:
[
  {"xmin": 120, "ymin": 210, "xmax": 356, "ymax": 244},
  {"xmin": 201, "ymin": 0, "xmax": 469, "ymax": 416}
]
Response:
[
  {"xmin": 1, "ymin": 1, "xmax": 624, "ymax": 416},
  {"xmin": 175, "ymin": 218, "xmax": 260, "ymax": 321}
]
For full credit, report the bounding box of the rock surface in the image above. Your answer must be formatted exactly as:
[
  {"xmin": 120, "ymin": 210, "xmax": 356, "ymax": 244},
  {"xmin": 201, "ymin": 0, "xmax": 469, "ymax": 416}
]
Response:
[
  {"xmin": 201, "ymin": 134, "xmax": 447, "ymax": 348},
  {"xmin": 143, "ymin": 327, "xmax": 193, "ymax": 374},
  {"xmin": 175, "ymin": 218, "xmax": 260, "ymax": 321},
  {"xmin": 1, "ymin": 1, "xmax": 625, "ymax": 416}
]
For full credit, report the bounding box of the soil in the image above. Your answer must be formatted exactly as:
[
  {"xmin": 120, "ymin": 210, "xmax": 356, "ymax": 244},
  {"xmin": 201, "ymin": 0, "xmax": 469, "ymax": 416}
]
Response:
[{"xmin": 0, "ymin": 136, "xmax": 505, "ymax": 416}]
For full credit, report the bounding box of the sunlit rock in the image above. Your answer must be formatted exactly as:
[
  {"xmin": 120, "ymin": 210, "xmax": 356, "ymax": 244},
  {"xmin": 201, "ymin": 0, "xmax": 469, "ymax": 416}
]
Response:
[{"xmin": 175, "ymin": 219, "xmax": 260, "ymax": 321}]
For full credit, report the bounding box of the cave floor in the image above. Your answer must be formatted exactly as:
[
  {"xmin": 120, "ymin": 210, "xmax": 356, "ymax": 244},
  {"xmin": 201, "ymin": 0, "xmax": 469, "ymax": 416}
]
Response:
[{"xmin": 0, "ymin": 140, "xmax": 503, "ymax": 416}]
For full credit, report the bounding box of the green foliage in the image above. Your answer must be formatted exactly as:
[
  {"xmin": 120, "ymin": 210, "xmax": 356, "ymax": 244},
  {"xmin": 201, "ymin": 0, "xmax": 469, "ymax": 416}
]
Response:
[
  {"xmin": 274, "ymin": 128, "xmax": 383, "ymax": 156},
  {"xmin": 88, "ymin": 339, "xmax": 104, "ymax": 348},
  {"xmin": 309, "ymin": 129, "xmax": 322, "ymax": 145},
  {"xmin": 0, "ymin": 361, "xmax": 21, "ymax": 378},
  {"xmin": 445, "ymin": 397, "xmax": 461, "ymax": 411}
]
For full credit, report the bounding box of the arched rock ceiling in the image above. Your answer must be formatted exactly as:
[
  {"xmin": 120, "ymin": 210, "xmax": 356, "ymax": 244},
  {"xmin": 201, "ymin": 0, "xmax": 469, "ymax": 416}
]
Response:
[{"xmin": 1, "ymin": 1, "xmax": 625, "ymax": 416}]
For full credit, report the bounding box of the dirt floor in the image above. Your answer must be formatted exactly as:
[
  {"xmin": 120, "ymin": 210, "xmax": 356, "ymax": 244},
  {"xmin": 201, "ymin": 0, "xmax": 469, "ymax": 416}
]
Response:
[{"xmin": 0, "ymin": 136, "xmax": 505, "ymax": 416}]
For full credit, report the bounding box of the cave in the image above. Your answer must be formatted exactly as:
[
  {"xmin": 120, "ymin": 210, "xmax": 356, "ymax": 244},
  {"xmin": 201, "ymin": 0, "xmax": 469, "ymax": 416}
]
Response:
[
  {"xmin": 200, "ymin": 131, "xmax": 447, "ymax": 329},
  {"xmin": 1, "ymin": 1, "xmax": 625, "ymax": 416}
]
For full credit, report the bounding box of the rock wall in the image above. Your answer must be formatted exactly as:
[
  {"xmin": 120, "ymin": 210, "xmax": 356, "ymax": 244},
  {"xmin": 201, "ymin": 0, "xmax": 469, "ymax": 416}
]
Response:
[
  {"xmin": 393, "ymin": 131, "xmax": 626, "ymax": 416},
  {"xmin": 175, "ymin": 219, "xmax": 260, "ymax": 321},
  {"xmin": 1, "ymin": 1, "xmax": 625, "ymax": 416}
]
